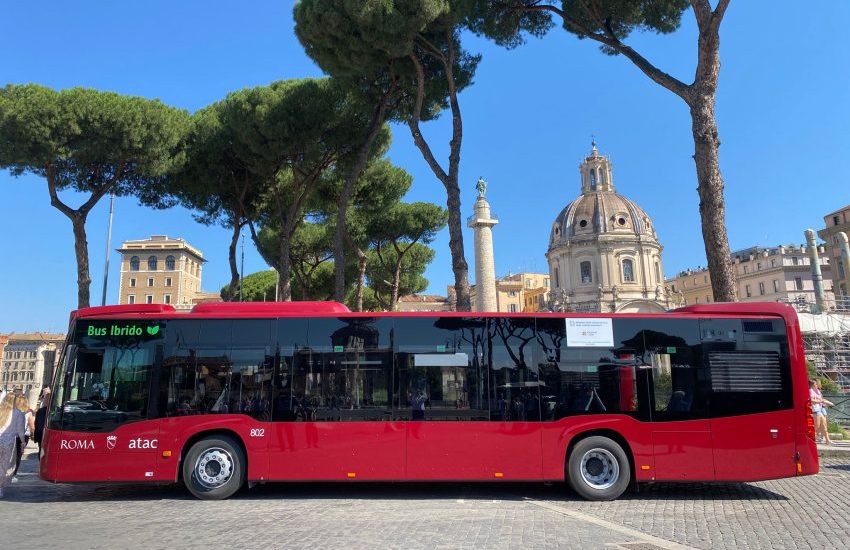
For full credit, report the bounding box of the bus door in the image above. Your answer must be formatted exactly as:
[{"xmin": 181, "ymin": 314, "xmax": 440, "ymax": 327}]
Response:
[
  {"xmin": 644, "ymin": 321, "xmax": 715, "ymax": 481},
  {"xmin": 702, "ymin": 318, "xmax": 797, "ymax": 480},
  {"xmin": 268, "ymin": 318, "xmax": 404, "ymax": 481},
  {"xmin": 397, "ymin": 317, "xmax": 543, "ymax": 481}
]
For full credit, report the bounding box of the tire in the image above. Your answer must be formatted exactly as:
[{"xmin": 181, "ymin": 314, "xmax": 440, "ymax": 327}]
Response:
[
  {"xmin": 183, "ymin": 435, "xmax": 246, "ymax": 500},
  {"xmin": 567, "ymin": 435, "xmax": 631, "ymax": 501}
]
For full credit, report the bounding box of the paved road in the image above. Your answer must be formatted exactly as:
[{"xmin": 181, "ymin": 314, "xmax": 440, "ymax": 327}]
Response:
[{"xmin": 2, "ymin": 446, "xmax": 849, "ymax": 550}]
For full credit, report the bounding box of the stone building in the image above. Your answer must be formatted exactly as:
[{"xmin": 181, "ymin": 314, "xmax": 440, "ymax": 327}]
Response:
[
  {"xmin": 667, "ymin": 244, "xmax": 835, "ymax": 310},
  {"xmin": 546, "ymin": 143, "xmax": 667, "ymax": 313},
  {"xmin": 818, "ymin": 204, "xmax": 850, "ymax": 306},
  {"xmin": 449, "ymin": 272, "xmax": 551, "ymax": 314},
  {"xmin": 396, "ymin": 294, "xmax": 454, "ymax": 312},
  {"xmin": 117, "ymin": 235, "xmax": 219, "ymax": 309},
  {"xmin": 0, "ymin": 332, "xmax": 65, "ymax": 403}
]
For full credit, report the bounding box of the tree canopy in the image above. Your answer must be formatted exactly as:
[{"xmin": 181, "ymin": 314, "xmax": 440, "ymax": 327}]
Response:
[{"xmin": 0, "ymin": 84, "xmax": 190, "ymax": 307}]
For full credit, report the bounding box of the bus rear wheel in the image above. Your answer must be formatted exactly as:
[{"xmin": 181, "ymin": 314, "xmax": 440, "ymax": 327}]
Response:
[
  {"xmin": 183, "ymin": 435, "xmax": 245, "ymax": 500},
  {"xmin": 567, "ymin": 436, "xmax": 630, "ymax": 501}
]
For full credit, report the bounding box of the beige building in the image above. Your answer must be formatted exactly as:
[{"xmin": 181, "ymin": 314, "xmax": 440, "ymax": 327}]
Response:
[
  {"xmin": 1, "ymin": 332, "xmax": 65, "ymax": 403},
  {"xmin": 396, "ymin": 294, "xmax": 454, "ymax": 312},
  {"xmin": 117, "ymin": 235, "xmax": 217, "ymax": 310},
  {"xmin": 667, "ymin": 244, "xmax": 835, "ymax": 310},
  {"xmin": 444, "ymin": 272, "xmax": 551, "ymax": 313},
  {"xmin": 818, "ymin": 204, "xmax": 850, "ymax": 306},
  {"xmin": 547, "ymin": 142, "xmax": 667, "ymax": 313}
]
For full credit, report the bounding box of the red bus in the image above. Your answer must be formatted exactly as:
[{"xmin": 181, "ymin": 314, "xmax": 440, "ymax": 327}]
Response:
[{"xmin": 40, "ymin": 301, "xmax": 818, "ymax": 500}]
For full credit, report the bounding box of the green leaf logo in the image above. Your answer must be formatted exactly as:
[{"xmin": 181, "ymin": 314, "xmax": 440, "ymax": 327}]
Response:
[{"xmin": 146, "ymin": 325, "xmax": 160, "ymax": 336}]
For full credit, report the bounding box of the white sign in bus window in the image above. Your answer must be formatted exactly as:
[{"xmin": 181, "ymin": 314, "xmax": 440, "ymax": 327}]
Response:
[
  {"xmin": 565, "ymin": 318, "xmax": 614, "ymax": 347},
  {"xmin": 413, "ymin": 353, "xmax": 469, "ymax": 367}
]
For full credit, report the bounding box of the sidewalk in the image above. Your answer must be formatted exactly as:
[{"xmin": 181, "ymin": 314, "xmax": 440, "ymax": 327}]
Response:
[{"xmin": 818, "ymin": 440, "xmax": 850, "ymax": 458}]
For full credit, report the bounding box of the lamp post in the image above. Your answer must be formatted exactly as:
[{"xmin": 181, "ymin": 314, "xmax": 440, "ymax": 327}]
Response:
[
  {"xmin": 240, "ymin": 232, "xmax": 245, "ymax": 302},
  {"xmin": 101, "ymin": 191, "xmax": 115, "ymax": 306}
]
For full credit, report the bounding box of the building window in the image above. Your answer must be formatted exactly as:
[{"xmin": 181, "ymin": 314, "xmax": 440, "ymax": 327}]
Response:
[
  {"xmin": 654, "ymin": 262, "xmax": 661, "ymax": 283},
  {"xmin": 759, "ymin": 282, "xmax": 765, "ymax": 295},
  {"xmin": 743, "ymin": 266, "xmax": 748, "ymax": 274},
  {"xmin": 146, "ymin": 295, "xmax": 154, "ymax": 304},
  {"xmin": 773, "ymin": 279, "xmax": 780, "ymax": 293},
  {"xmin": 835, "ymin": 215, "xmax": 841, "ymax": 226},
  {"xmin": 509, "ymin": 304, "xmax": 518, "ymax": 313},
  {"xmin": 164, "ymin": 294, "xmax": 171, "ymax": 304},
  {"xmin": 795, "ymin": 277, "xmax": 803, "ymax": 291},
  {"xmin": 130, "ymin": 256, "xmax": 140, "ymax": 271},
  {"xmin": 147, "ymin": 278, "xmax": 154, "ymax": 287},
  {"xmin": 745, "ymin": 284, "xmax": 752, "ymax": 297},
  {"xmin": 544, "ymin": 278, "xmax": 550, "ymax": 288},
  {"xmin": 165, "ymin": 255, "xmax": 176, "ymax": 270},
  {"xmin": 589, "ymin": 170, "xmax": 596, "ymax": 188},
  {"xmin": 525, "ymin": 278, "xmax": 532, "ymax": 288},
  {"xmin": 129, "ymin": 278, "xmax": 136, "ymax": 288},
  {"xmin": 695, "ymin": 297, "xmax": 700, "ymax": 304},
  {"xmin": 554, "ymin": 268, "xmax": 559, "ymax": 287},
  {"xmin": 703, "ymin": 275, "xmax": 708, "ymax": 284},
  {"xmin": 148, "ymin": 256, "xmax": 158, "ymax": 270},
  {"xmin": 165, "ymin": 277, "xmax": 172, "ymax": 287},
  {"xmin": 622, "ymin": 259, "xmax": 635, "ymax": 283},
  {"xmin": 580, "ymin": 261, "xmax": 592, "ymax": 283},
  {"xmin": 508, "ymin": 291, "xmax": 517, "ymax": 297},
  {"xmin": 757, "ymin": 262, "xmax": 762, "ymax": 271},
  {"xmin": 128, "ymin": 295, "xmax": 135, "ymax": 305},
  {"xmin": 792, "ymin": 257, "xmax": 799, "ymax": 266},
  {"xmin": 771, "ymin": 259, "xmax": 776, "ymax": 267}
]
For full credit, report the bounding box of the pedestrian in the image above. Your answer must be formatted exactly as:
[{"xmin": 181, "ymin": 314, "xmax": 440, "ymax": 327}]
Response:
[
  {"xmin": 810, "ymin": 379, "xmax": 834, "ymax": 444},
  {"xmin": 13, "ymin": 394, "xmax": 35, "ymax": 478},
  {"xmin": 0, "ymin": 393, "xmax": 26, "ymax": 498}
]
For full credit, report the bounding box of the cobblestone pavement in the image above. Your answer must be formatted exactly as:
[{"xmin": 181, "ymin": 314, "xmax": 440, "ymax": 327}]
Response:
[{"xmin": 1, "ymin": 447, "xmax": 848, "ymax": 550}]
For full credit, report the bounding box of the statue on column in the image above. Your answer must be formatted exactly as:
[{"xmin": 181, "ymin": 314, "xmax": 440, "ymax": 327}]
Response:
[{"xmin": 475, "ymin": 176, "xmax": 487, "ymax": 198}]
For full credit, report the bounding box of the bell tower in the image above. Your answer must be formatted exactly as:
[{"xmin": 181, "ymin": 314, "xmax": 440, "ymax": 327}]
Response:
[{"xmin": 579, "ymin": 140, "xmax": 614, "ymax": 194}]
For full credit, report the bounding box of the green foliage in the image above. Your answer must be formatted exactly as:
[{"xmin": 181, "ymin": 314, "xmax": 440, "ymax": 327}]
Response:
[
  {"xmin": 0, "ymin": 84, "xmax": 190, "ymax": 196},
  {"xmin": 367, "ymin": 242, "xmax": 435, "ymax": 309},
  {"xmin": 807, "ymin": 359, "xmax": 841, "ymax": 393},
  {"xmin": 467, "ymin": 0, "xmax": 689, "ymax": 54},
  {"xmin": 220, "ymin": 270, "xmax": 278, "ymax": 302},
  {"xmin": 294, "ymin": 0, "xmax": 480, "ymax": 122}
]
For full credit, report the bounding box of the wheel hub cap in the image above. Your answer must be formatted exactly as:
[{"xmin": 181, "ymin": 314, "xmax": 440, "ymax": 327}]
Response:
[
  {"xmin": 580, "ymin": 448, "xmax": 619, "ymax": 490},
  {"xmin": 195, "ymin": 447, "xmax": 234, "ymax": 489}
]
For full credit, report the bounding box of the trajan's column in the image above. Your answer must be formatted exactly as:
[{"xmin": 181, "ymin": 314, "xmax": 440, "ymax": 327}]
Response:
[{"xmin": 468, "ymin": 177, "xmax": 498, "ymax": 311}]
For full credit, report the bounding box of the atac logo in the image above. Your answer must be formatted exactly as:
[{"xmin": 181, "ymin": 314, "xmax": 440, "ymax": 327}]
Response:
[
  {"xmin": 60, "ymin": 439, "xmax": 95, "ymax": 450},
  {"xmin": 106, "ymin": 435, "xmax": 117, "ymax": 450}
]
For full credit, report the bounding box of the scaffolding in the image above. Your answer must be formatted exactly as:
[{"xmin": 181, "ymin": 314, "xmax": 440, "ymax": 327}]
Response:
[{"xmin": 800, "ymin": 312, "xmax": 850, "ymax": 390}]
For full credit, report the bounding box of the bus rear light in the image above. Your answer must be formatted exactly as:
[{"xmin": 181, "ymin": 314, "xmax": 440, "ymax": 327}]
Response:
[
  {"xmin": 494, "ymin": 472, "xmax": 504, "ymax": 478},
  {"xmin": 346, "ymin": 472, "xmax": 356, "ymax": 478},
  {"xmin": 797, "ymin": 463, "xmax": 803, "ymax": 474},
  {"xmin": 640, "ymin": 465, "xmax": 651, "ymax": 471},
  {"xmin": 162, "ymin": 450, "xmax": 172, "ymax": 458},
  {"xmin": 805, "ymin": 400, "xmax": 816, "ymax": 441}
]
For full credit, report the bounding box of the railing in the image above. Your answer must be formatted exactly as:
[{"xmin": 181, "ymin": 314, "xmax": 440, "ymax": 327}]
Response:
[{"xmin": 823, "ymin": 393, "xmax": 850, "ymax": 427}]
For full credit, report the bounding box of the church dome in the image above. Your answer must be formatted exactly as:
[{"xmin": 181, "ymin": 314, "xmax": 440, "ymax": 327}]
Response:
[{"xmin": 549, "ymin": 143, "xmax": 657, "ymax": 246}]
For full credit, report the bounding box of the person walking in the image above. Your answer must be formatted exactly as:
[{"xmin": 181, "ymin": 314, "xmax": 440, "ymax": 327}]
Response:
[
  {"xmin": 0, "ymin": 393, "xmax": 26, "ymax": 498},
  {"xmin": 810, "ymin": 379, "xmax": 834, "ymax": 444},
  {"xmin": 13, "ymin": 394, "xmax": 35, "ymax": 478}
]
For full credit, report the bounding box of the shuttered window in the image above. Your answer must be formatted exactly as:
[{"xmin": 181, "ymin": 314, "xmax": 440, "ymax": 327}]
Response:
[{"xmin": 709, "ymin": 351, "xmax": 782, "ymax": 392}]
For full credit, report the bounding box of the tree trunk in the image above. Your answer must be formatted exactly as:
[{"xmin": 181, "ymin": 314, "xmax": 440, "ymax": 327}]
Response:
[
  {"xmin": 277, "ymin": 232, "xmax": 293, "ymax": 301},
  {"xmin": 444, "ymin": 182, "xmax": 470, "ymax": 311},
  {"xmin": 334, "ymin": 89, "xmax": 392, "ymax": 302},
  {"xmin": 227, "ymin": 221, "xmax": 241, "ymax": 300},
  {"xmin": 689, "ymin": 93, "xmax": 737, "ymax": 302},
  {"xmin": 356, "ymin": 252, "xmax": 368, "ymax": 312},
  {"xmin": 390, "ymin": 259, "xmax": 402, "ymax": 311},
  {"xmin": 70, "ymin": 213, "xmax": 92, "ymax": 309}
]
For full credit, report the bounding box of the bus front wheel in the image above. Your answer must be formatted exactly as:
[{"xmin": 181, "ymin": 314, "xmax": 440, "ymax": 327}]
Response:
[
  {"xmin": 183, "ymin": 435, "xmax": 246, "ymax": 500},
  {"xmin": 567, "ymin": 436, "xmax": 630, "ymax": 501}
]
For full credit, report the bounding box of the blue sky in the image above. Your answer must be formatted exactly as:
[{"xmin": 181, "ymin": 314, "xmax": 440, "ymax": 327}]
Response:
[{"xmin": 1, "ymin": 2, "xmax": 849, "ymax": 332}]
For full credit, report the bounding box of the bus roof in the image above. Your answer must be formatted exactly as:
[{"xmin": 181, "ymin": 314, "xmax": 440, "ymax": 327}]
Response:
[{"xmin": 69, "ymin": 300, "xmax": 799, "ymax": 325}]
